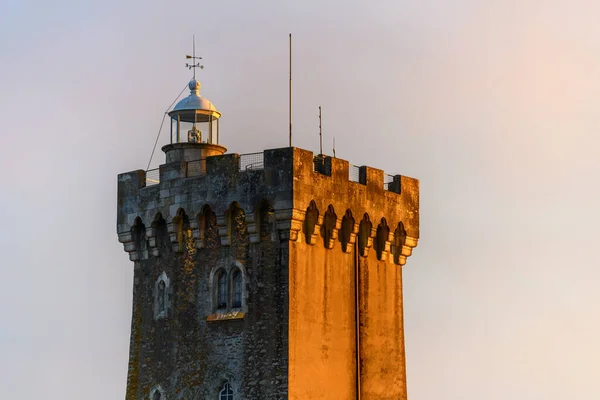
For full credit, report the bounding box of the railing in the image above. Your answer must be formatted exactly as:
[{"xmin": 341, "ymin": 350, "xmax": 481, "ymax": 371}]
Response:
[
  {"xmin": 313, "ymin": 155, "xmax": 325, "ymax": 174},
  {"xmin": 146, "ymin": 168, "xmax": 160, "ymax": 186},
  {"xmin": 349, "ymin": 165, "xmax": 360, "ymax": 183},
  {"xmin": 144, "ymin": 152, "xmax": 398, "ymax": 190},
  {"xmin": 145, "ymin": 152, "xmax": 266, "ymax": 186},
  {"xmin": 384, "ymin": 174, "xmax": 394, "ymax": 190},
  {"xmin": 239, "ymin": 152, "xmax": 264, "ymax": 171}
]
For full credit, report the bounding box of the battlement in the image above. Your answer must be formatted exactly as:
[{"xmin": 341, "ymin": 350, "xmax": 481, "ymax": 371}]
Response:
[
  {"xmin": 145, "ymin": 151, "xmax": 403, "ymax": 192},
  {"xmin": 117, "ymin": 146, "xmax": 418, "ymax": 265}
]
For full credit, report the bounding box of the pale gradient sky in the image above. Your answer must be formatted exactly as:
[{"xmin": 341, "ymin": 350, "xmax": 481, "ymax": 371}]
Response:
[{"xmin": 1, "ymin": 0, "xmax": 599, "ymax": 399}]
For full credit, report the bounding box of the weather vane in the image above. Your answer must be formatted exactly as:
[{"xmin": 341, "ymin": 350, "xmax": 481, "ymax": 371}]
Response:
[{"xmin": 185, "ymin": 35, "xmax": 204, "ymax": 79}]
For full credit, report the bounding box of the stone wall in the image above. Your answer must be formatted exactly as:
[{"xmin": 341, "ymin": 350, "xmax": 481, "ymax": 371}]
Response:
[
  {"xmin": 117, "ymin": 148, "xmax": 294, "ymax": 399},
  {"xmin": 116, "ymin": 146, "xmax": 419, "ymax": 400},
  {"xmin": 286, "ymin": 149, "xmax": 418, "ymax": 400}
]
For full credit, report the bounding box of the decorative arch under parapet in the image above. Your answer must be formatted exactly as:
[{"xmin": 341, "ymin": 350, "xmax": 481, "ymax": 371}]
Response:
[
  {"xmin": 339, "ymin": 209, "xmax": 358, "ymax": 253},
  {"xmin": 375, "ymin": 217, "xmax": 391, "ymax": 261},
  {"xmin": 393, "ymin": 221, "xmax": 407, "ymax": 265},
  {"xmin": 303, "ymin": 200, "xmax": 320, "ymax": 245},
  {"xmin": 358, "ymin": 213, "xmax": 374, "ymax": 257},
  {"xmin": 131, "ymin": 217, "xmax": 148, "ymax": 260},
  {"xmin": 255, "ymin": 199, "xmax": 276, "ymax": 243},
  {"xmin": 321, "ymin": 204, "xmax": 339, "ymax": 249},
  {"xmin": 169, "ymin": 208, "xmax": 190, "ymax": 253},
  {"xmin": 196, "ymin": 204, "xmax": 219, "ymax": 250},
  {"xmin": 392, "ymin": 221, "xmax": 419, "ymax": 266},
  {"xmin": 122, "ymin": 217, "xmax": 147, "ymax": 261},
  {"xmin": 149, "ymin": 213, "xmax": 168, "ymax": 257},
  {"xmin": 223, "ymin": 203, "xmax": 248, "ymax": 257}
]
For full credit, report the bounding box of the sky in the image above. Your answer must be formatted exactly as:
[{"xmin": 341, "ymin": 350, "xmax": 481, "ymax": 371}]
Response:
[{"xmin": 1, "ymin": 0, "xmax": 599, "ymax": 398}]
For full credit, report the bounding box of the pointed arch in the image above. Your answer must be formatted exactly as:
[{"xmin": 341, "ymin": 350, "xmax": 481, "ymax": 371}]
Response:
[
  {"xmin": 154, "ymin": 271, "xmax": 170, "ymax": 320},
  {"xmin": 231, "ymin": 267, "xmax": 243, "ymax": 308},
  {"xmin": 150, "ymin": 385, "xmax": 165, "ymax": 400},
  {"xmin": 257, "ymin": 199, "xmax": 275, "ymax": 241},
  {"xmin": 375, "ymin": 217, "xmax": 390, "ymax": 260},
  {"xmin": 173, "ymin": 208, "xmax": 190, "ymax": 252},
  {"xmin": 393, "ymin": 221, "xmax": 407, "ymax": 265},
  {"xmin": 198, "ymin": 204, "xmax": 219, "ymax": 249},
  {"xmin": 358, "ymin": 213, "xmax": 372, "ymax": 257},
  {"xmin": 214, "ymin": 267, "xmax": 228, "ymax": 310},
  {"xmin": 340, "ymin": 209, "xmax": 355, "ymax": 253},
  {"xmin": 209, "ymin": 261, "xmax": 247, "ymax": 313},
  {"xmin": 218, "ymin": 381, "xmax": 234, "ymax": 400},
  {"xmin": 227, "ymin": 202, "xmax": 248, "ymax": 256},
  {"xmin": 152, "ymin": 213, "xmax": 168, "ymax": 256},
  {"xmin": 321, "ymin": 204, "xmax": 337, "ymax": 248},
  {"xmin": 303, "ymin": 200, "xmax": 319, "ymax": 244},
  {"xmin": 131, "ymin": 217, "xmax": 147, "ymax": 258}
]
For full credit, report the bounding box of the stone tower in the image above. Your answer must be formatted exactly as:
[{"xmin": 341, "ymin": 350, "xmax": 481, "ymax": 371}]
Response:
[{"xmin": 117, "ymin": 73, "xmax": 419, "ymax": 400}]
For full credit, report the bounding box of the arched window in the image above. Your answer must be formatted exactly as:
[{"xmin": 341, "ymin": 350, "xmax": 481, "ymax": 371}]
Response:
[
  {"xmin": 150, "ymin": 386, "xmax": 164, "ymax": 400},
  {"xmin": 217, "ymin": 270, "xmax": 227, "ymax": 309},
  {"xmin": 157, "ymin": 280, "xmax": 166, "ymax": 314},
  {"xmin": 154, "ymin": 272, "xmax": 170, "ymax": 320},
  {"xmin": 232, "ymin": 270, "xmax": 242, "ymax": 308},
  {"xmin": 219, "ymin": 382, "xmax": 233, "ymax": 400}
]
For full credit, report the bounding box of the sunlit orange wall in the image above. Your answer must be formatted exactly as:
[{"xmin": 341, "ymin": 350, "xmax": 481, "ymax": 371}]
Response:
[
  {"xmin": 287, "ymin": 148, "xmax": 415, "ymax": 399},
  {"xmin": 288, "ymin": 240, "xmax": 357, "ymax": 400},
  {"xmin": 358, "ymin": 255, "xmax": 407, "ymax": 400}
]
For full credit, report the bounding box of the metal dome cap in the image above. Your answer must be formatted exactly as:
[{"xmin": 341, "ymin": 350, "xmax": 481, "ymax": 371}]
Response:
[{"xmin": 169, "ymin": 78, "xmax": 221, "ymax": 123}]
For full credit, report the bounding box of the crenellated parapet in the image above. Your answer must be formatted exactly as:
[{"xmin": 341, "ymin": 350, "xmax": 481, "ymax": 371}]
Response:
[{"xmin": 117, "ymin": 147, "xmax": 418, "ymax": 265}]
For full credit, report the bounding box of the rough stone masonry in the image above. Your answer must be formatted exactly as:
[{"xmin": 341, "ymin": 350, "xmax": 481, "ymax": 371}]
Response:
[{"xmin": 117, "ymin": 147, "xmax": 419, "ymax": 399}]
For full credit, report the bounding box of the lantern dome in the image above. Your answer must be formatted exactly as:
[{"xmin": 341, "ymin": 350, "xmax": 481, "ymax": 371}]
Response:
[{"xmin": 169, "ymin": 79, "xmax": 221, "ymax": 123}]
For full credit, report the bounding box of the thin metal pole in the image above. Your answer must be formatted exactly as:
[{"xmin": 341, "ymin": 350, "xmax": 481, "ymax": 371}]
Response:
[
  {"xmin": 289, "ymin": 33, "xmax": 292, "ymax": 147},
  {"xmin": 355, "ymin": 240, "xmax": 361, "ymax": 399},
  {"xmin": 193, "ymin": 35, "xmax": 196, "ymax": 80},
  {"xmin": 319, "ymin": 106, "xmax": 323, "ymax": 155},
  {"xmin": 209, "ymin": 114, "xmax": 213, "ymax": 144},
  {"xmin": 333, "ymin": 137, "xmax": 336, "ymax": 158}
]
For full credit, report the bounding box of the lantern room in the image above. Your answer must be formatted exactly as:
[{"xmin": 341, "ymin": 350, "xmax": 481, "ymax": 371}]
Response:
[
  {"xmin": 162, "ymin": 78, "xmax": 227, "ymax": 165},
  {"xmin": 168, "ymin": 79, "xmax": 221, "ymax": 145}
]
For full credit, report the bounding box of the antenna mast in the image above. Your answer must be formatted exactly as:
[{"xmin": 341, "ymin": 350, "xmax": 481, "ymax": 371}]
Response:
[
  {"xmin": 289, "ymin": 33, "xmax": 292, "ymax": 147},
  {"xmin": 319, "ymin": 106, "xmax": 323, "ymax": 155},
  {"xmin": 333, "ymin": 137, "xmax": 336, "ymax": 158}
]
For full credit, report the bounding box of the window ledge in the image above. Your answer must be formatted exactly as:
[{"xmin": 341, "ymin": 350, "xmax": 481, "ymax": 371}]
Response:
[{"xmin": 207, "ymin": 311, "xmax": 245, "ymax": 322}]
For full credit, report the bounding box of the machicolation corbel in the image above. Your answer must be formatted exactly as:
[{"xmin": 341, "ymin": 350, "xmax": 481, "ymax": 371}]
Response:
[
  {"xmin": 339, "ymin": 209, "xmax": 358, "ymax": 253},
  {"xmin": 358, "ymin": 213, "xmax": 374, "ymax": 257},
  {"xmin": 303, "ymin": 201, "xmax": 321, "ymax": 245},
  {"xmin": 321, "ymin": 205, "xmax": 339, "ymax": 249}
]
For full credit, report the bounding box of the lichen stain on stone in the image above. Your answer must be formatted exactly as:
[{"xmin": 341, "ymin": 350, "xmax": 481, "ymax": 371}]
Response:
[
  {"xmin": 181, "ymin": 228, "xmax": 196, "ymax": 305},
  {"xmin": 126, "ymin": 294, "xmax": 143, "ymax": 400}
]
